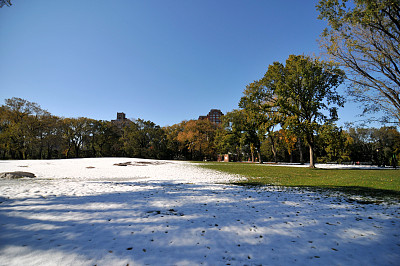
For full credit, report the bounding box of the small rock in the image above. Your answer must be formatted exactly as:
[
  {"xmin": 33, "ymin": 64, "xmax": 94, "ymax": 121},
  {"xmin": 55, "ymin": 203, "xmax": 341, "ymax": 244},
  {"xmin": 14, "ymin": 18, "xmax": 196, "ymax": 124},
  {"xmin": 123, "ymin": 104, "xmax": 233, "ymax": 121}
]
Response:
[
  {"xmin": 114, "ymin": 162, "xmax": 132, "ymax": 166},
  {"xmin": 0, "ymin": 172, "xmax": 36, "ymax": 179}
]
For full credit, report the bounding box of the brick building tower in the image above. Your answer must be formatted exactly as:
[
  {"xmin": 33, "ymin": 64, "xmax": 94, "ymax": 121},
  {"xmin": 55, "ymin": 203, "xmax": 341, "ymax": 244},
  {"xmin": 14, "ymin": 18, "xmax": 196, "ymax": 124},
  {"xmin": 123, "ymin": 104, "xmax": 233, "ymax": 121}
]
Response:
[{"xmin": 198, "ymin": 109, "xmax": 224, "ymax": 125}]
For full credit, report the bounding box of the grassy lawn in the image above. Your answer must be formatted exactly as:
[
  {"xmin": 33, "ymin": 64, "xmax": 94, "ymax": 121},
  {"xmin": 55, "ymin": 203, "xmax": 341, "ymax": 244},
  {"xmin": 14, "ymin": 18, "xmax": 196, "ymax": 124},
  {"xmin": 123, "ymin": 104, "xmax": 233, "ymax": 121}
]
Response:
[{"xmin": 199, "ymin": 162, "xmax": 400, "ymax": 198}]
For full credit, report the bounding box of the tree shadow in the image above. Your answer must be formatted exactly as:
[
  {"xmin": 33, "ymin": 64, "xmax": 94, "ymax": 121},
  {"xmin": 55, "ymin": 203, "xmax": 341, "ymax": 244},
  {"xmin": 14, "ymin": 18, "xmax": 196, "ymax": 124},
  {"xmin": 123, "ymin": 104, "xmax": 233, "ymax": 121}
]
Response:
[
  {"xmin": 0, "ymin": 181, "xmax": 399, "ymax": 265},
  {"xmin": 234, "ymin": 182, "xmax": 400, "ymax": 203}
]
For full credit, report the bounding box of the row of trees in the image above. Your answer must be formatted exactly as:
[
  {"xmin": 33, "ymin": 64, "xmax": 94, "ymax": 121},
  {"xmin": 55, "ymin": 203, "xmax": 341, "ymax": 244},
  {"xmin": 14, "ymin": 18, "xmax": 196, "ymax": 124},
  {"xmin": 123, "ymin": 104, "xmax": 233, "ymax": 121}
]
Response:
[
  {"xmin": 0, "ymin": 98, "xmax": 120, "ymax": 159},
  {"xmin": 0, "ymin": 97, "xmax": 220, "ymax": 161},
  {"xmin": 1, "ymin": 97, "xmax": 399, "ymax": 167}
]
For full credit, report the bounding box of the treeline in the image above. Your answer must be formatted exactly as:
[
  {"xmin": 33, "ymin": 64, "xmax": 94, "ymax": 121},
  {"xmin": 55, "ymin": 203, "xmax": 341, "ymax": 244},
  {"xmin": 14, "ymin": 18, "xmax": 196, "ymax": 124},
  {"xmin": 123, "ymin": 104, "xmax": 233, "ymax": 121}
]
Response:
[
  {"xmin": 259, "ymin": 125, "xmax": 400, "ymax": 166},
  {"xmin": 0, "ymin": 97, "xmax": 216, "ymax": 160},
  {"xmin": 218, "ymin": 115, "xmax": 400, "ymax": 167},
  {"xmin": 1, "ymin": 97, "xmax": 399, "ymax": 166}
]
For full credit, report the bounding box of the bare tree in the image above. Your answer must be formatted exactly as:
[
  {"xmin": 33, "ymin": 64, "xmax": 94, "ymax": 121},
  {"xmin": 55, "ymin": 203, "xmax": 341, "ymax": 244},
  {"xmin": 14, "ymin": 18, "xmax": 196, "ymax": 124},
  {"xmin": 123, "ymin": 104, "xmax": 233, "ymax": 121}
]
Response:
[
  {"xmin": 0, "ymin": 0, "xmax": 11, "ymax": 8},
  {"xmin": 317, "ymin": 0, "xmax": 400, "ymax": 124}
]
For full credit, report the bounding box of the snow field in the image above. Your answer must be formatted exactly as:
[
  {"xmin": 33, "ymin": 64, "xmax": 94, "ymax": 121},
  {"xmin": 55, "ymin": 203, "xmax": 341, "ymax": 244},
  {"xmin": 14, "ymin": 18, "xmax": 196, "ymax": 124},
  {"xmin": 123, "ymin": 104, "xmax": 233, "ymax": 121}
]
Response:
[{"xmin": 0, "ymin": 158, "xmax": 399, "ymax": 265}]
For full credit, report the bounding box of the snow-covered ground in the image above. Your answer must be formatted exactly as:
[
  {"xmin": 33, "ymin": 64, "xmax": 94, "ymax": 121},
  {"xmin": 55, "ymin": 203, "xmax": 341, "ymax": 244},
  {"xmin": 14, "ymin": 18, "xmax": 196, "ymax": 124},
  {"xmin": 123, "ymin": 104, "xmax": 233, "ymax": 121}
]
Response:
[{"xmin": 0, "ymin": 158, "xmax": 399, "ymax": 266}]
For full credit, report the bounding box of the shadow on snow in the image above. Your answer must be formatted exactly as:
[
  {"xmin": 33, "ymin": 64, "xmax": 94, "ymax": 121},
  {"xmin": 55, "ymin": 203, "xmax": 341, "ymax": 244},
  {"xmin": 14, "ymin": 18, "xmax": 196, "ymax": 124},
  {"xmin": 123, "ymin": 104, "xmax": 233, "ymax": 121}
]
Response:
[{"xmin": 0, "ymin": 182, "xmax": 399, "ymax": 265}]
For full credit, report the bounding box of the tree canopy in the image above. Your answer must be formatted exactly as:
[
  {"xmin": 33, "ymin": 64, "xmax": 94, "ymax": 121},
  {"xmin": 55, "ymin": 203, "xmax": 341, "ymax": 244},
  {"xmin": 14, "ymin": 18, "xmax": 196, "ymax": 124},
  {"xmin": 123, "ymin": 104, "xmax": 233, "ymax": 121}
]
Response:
[
  {"xmin": 317, "ymin": 0, "xmax": 400, "ymax": 124},
  {"xmin": 246, "ymin": 55, "xmax": 345, "ymax": 167}
]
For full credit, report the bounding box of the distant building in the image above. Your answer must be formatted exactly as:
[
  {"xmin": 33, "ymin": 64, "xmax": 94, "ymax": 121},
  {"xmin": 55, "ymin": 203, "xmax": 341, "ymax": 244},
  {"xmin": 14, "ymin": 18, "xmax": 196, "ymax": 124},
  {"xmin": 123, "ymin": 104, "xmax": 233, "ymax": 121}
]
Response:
[
  {"xmin": 116, "ymin": 112, "xmax": 127, "ymax": 121},
  {"xmin": 198, "ymin": 109, "xmax": 224, "ymax": 125},
  {"xmin": 111, "ymin": 112, "xmax": 130, "ymax": 128}
]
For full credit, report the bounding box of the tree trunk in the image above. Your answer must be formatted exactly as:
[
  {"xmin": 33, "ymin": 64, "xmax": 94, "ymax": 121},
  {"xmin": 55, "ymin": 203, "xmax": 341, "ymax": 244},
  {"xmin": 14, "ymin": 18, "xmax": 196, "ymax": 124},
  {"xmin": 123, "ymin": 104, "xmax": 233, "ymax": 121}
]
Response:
[
  {"xmin": 255, "ymin": 140, "xmax": 263, "ymax": 164},
  {"xmin": 250, "ymin": 143, "xmax": 255, "ymax": 162},
  {"xmin": 39, "ymin": 144, "xmax": 43, "ymax": 159},
  {"xmin": 298, "ymin": 138, "xmax": 304, "ymax": 164},
  {"xmin": 309, "ymin": 144, "xmax": 315, "ymax": 168},
  {"xmin": 66, "ymin": 144, "xmax": 72, "ymax": 158},
  {"xmin": 10, "ymin": 149, "xmax": 16, "ymax": 159},
  {"xmin": 47, "ymin": 144, "xmax": 52, "ymax": 159},
  {"xmin": 257, "ymin": 149, "xmax": 263, "ymax": 163},
  {"xmin": 99, "ymin": 143, "xmax": 104, "ymax": 157},
  {"xmin": 74, "ymin": 144, "xmax": 79, "ymax": 158},
  {"xmin": 268, "ymin": 135, "xmax": 277, "ymax": 163}
]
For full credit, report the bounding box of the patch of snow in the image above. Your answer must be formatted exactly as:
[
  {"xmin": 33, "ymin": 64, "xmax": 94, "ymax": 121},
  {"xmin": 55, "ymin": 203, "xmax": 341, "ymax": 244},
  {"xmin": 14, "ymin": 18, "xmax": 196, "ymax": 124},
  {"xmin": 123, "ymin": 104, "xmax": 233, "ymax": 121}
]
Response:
[{"xmin": 0, "ymin": 158, "xmax": 399, "ymax": 265}]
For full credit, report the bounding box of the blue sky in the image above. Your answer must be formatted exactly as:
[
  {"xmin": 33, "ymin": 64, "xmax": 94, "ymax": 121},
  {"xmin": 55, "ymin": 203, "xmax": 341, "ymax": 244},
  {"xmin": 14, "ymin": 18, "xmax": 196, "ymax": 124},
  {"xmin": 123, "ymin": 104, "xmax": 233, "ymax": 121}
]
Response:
[{"xmin": 0, "ymin": 0, "xmax": 364, "ymax": 127}]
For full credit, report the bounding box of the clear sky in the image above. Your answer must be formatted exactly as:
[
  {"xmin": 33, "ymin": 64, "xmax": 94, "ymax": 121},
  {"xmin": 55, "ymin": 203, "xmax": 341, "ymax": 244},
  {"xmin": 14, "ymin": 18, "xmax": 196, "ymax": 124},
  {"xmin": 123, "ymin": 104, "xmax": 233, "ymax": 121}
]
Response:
[{"xmin": 0, "ymin": 0, "xmax": 366, "ymax": 127}]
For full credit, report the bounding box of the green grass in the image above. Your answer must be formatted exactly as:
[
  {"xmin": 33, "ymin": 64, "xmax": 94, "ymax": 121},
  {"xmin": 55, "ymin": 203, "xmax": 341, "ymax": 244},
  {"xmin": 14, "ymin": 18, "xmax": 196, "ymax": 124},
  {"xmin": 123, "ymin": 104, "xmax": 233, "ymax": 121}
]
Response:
[{"xmin": 198, "ymin": 162, "xmax": 400, "ymax": 199}]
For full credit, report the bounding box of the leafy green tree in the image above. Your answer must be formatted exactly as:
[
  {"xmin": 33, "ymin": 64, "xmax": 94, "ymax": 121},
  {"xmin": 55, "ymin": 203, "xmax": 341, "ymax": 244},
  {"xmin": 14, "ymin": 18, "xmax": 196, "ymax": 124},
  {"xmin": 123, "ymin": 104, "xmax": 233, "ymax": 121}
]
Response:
[
  {"xmin": 239, "ymin": 81, "xmax": 280, "ymax": 163},
  {"xmin": 222, "ymin": 109, "xmax": 265, "ymax": 162},
  {"xmin": 62, "ymin": 117, "xmax": 94, "ymax": 158},
  {"xmin": 215, "ymin": 110, "xmax": 249, "ymax": 161},
  {"xmin": 39, "ymin": 114, "xmax": 63, "ymax": 159},
  {"xmin": 176, "ymin": 119, "xmax": 217, "ymax": 160},
  {"xmin": 24, "ymin": 111, "xmax": 46, "ymax": 159},
  {"xmin": 277, "ymin": 129, "xmax": 298, "ymax": 163},
  {"xmin": 213, "ymin": 126, "xmax": 239, "ymax": 160},
  {"xmin": 347, "ymin": 127, "xmax": 375, "ymax": 163},
  {"xmin": 122, "ymin": 119, "xmax": 167, "ymax": 159},
  {"xmin": 317, "ymin": 0, "xmax": 400, "ymax": 124},
  {"xmin": 0, "ymin": 98, "xmax": 47, "ymax": 159},
  {"xmin": 371, "ymin": 126, "xmax": 400, "ymax": 167},
  {"xmin": 317, "ymin": 123, "xmax": 352, "ymax": 163},
  {"xmin": 90, "ymin": 120, "xmax": 122, "ymax": 157},
  {"xmin": 263, "ymin": 55, "xmax": 345, "ymax": 167},
  {"xmin": 346, "ymin": 126, "xmax": 400, "ymax": 166},
  {"xmin": 164, "ymin": 122, "xmax": 188, "ymax": 160}
]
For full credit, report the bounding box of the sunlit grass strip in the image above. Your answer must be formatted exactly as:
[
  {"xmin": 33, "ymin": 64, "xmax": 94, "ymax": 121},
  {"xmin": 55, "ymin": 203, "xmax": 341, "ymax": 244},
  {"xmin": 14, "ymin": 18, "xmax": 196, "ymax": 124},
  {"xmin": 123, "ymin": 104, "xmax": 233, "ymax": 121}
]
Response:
[{"xmin": 198, "ymin": 162, "xmax": 400, "ymax": 193}]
